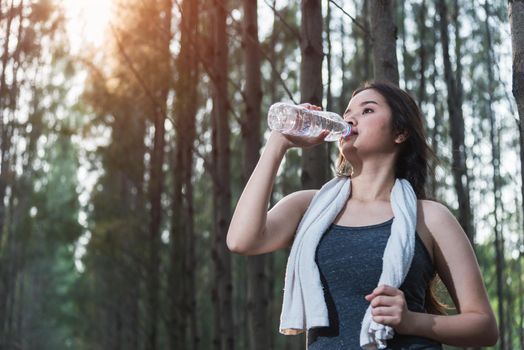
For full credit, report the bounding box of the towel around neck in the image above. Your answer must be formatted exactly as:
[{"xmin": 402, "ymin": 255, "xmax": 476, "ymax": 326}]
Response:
[{"xmin": 279, "ymin": 176, "xmax": 417, "ymax": 349}]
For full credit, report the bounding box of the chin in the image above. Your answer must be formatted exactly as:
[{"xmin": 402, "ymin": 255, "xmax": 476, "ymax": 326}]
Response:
[{"xmin": 339, "ymin": 142, "xmax": 356, "ymax": 153}]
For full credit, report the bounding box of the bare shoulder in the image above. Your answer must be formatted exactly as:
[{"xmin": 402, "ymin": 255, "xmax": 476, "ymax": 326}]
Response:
[
  {"xmin": 415, "ymin": 199, "xmax": 458, "ymax": 264},
  {"xmin": 417, "ymin": 199, "xmax": 461, "ymax": 237},
  {"xmin": 417, "ymin": 199, "xmax": 455, "ymax": 223},
  {"xmin": 418, "ymin": 200, "xmax": 495, "ymax": 321}
]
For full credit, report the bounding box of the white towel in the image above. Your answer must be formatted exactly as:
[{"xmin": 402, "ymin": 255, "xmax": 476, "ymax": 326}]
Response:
[{"xmin": 279, "ymin": 176, "xmax": 417, "ymax": 349}]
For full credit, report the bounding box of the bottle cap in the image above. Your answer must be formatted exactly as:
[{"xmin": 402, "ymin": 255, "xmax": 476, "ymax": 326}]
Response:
[{"xmin": 341, "ymin": 125, "xmax": 352, "ymax": 139}]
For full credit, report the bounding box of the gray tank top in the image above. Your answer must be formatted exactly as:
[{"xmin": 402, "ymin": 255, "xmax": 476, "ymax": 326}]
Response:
[{"xmin": 307, "ymin": 218, "xmax": 443, "ymax": 349}]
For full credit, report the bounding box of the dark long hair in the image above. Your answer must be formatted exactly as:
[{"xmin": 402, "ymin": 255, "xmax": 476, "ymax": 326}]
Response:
[{"xmin": 336, "ymin": 81, "xmax": 450, "ymax": 315}]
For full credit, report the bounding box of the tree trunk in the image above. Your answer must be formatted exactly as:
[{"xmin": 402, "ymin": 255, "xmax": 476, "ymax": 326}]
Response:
[
  {"xmin": 363, "ymin": 0, "xmax": 372, "ymax": 81},
  {"xmin": 338, "ymin": 15, "xmax": 348, "ymax": 115},
  {"xmin": 517, "ymin": 206, "xmax": 524, "ymax": 349},
  {"xmin": 268, "ymin": 5, "xmax": 278, "ymax": 348},
  {"xmin": 300, "ymin": 0, "xmax": 328, "ymax": 189},
  {"xmin": 0, "ymin": 1, "xmax": 21, "ymax": 340},
  {"xmin": 416, "ymin": 0, "xmax": 427, "ymax": 110},
  {"xmin": 508, "ymin": 5, "xmax": 524, "ymax": 347},
  {"xmin": 398, "ymin": 0, "xmax": 411, "ymax": 87},
  {"xmin": 436, "ymin": 0, "xmax": 474, "ymax": 244},
  {"xmin": 368, "ymin": 0, "xmax": 399, "ymax": 85},
  {"xmin": 241, "ymin": 1, "xmax": 269, "ymax": 349},
  {"xmin": 325, "ymin": 0, "xmax": 333, "ymax": 113},
  {"xmin": 146, "ymin": 1, "xmax": 171, "ymax": 349},
  {"xmin": 484, "ymin": 3, "xmax": 506, "ymax": 348},
  {"xmin": 170, "ymin": 0, "xmax": 199, "ymax": 349},
  {"xmin": 210, "ymin": 0, "xmax": 234, "ymax": 349},
  {"xmin": 325, "ymin": 0, "xmax": 334, "ymax": 169}
]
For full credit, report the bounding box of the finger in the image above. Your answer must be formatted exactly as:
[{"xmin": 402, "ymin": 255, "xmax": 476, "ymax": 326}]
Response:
[
  {"xmin": 368, "ymin": 284, "xmax": 402, "ymax": 298},
  {"xmin": 301, "ymin": 103, "xmax": 321, "ymax": 110},
  {"xmin": 371, "ymin": 306, "xmax": 392, "ymax": 316},
  {"xmin": 371, "ymin": 315, "xmax": 397, "ymax": 326},
  {"xmin": 370, "ymin": 295, "xmax": 396, "ymax": 308},
  {"xmin": 320, "ymin": 129, "xmax": 330, "ymax": 138}
]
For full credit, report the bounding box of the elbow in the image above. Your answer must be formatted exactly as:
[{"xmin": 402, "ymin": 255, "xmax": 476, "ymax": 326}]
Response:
[
  {"xmin": 226, "ymin": 232, "xmax": 248, "ymax": 255},
  {"xmin": 226, "ymin": 235, "xmax": 241, "ymax": 254},
  {"xmin": 227, "ymin": 242, "xmax": 246, "ymax": 255},
  {"xmin": 480, "ymin": 314, "xmax": 499, "ymax": 347},
  {"xmin": 485, "ymin": 320, "xmax": 499, "ymax": 347},
  {"xmin": 227, "ymin": 226, "xmax": 264, "ymax": 255}
]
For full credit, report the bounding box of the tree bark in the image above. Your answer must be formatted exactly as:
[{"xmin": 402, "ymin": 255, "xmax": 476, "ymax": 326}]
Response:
[
  {"xmin": 300, "ymin": 0, "xmax": 328, "ymax": 189},
  {"xmin": 436, "ymin": 0, "xmax": 474, "ymax": 244},
  {"xmin": 416, "ymin": 0, "xmax": 427, "ymax": 110},
  {"xmin": 338, "ymin": 15, "xmax": 348, "ymax": 115},
  {"xmin": 0, "ymin": 1, "xmax": 22, "ymax": 341},
  {"xmin": 398, "ymin": 0, "xmax": 411, "ymax": 87},
  {"xmin": 484, "ymin": 2, "xmax": 506, "ymax": 348},
  {"xmin": 241, "ymin": 1, "xmax": 269, "ymax": 349},
  {"xmin": 508, "ymin": 5, "xmax": 524, "ymax": 347},
  {"xmin": 363, "ymin": 0, "xmax": 372, "ymax": 81},
  {"xmin": 368, "ymin": 0, "xmax": 399, "ymax": 85},
  {"xmin": 210, "ymin": 0, "xmax": 234, "ymax": 349},
  {"xmin": 145, "ymin": 1, "xmax": 171, "ymax": 349},
  {"xmin": 326, "ymin": 0, "xmax": 333, "ymax": 113},
  {"xmin": 170, "ymin": 0, "xmax": 199, "ymax": 349}
]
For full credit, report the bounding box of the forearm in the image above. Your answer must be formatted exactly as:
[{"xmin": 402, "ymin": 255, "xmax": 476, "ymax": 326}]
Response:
[
  {"xmin": 406, "ymin": 311, "xmax": 498, "ymax": 347},
  {"xmin": 226, "ymin": 132, "xmax": 288, "ymax": 250}
]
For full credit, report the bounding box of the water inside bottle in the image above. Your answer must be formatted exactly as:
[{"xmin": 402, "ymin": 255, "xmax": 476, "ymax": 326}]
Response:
[{"xmin": 268, "ymin": 103, "xmax": 351, "ymax": 141}]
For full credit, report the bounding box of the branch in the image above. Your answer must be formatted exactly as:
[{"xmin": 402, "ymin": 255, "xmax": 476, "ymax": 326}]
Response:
[
  {"xmin": 208, "ymin": 0, "xmax": 298, "ymax": 103},
  {"xmin": 192, "ymin": 139, "xmax": 217, "ymax": 185},
  {"xmin": 262, "ymin": 0, "xmax": 302, "ymax": 42},
  {"xmin": 328, "ymin": 0, "xmax": 369, "ymax": 35},
  {"xmin": 172, "ymin": 0, "xmax": 248, "ymax": 128},
  {"xmin": 109, "ymin": 21, "xmax": 174, "ymax": 126}
]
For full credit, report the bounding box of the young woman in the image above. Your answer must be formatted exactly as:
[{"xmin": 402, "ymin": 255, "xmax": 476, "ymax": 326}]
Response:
[{"xmin": 227, "ymin": 81, "xmax": 498, "ymax": 348}]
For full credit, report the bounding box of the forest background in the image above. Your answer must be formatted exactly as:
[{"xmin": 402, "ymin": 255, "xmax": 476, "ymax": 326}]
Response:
[{"xmin": 0, "ymin": 0, "xmax": 523, "ymax": 349}]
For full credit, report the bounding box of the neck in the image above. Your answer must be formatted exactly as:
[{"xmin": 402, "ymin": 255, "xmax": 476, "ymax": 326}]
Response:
[{"xmin": 348, "ymin": 156, "xmax": 397, "ymax": 202}]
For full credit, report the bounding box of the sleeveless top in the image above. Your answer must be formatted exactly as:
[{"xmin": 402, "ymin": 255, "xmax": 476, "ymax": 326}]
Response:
[{"xmin": 306, "ymin": 218, "xmax": 443, "ymax": 350}]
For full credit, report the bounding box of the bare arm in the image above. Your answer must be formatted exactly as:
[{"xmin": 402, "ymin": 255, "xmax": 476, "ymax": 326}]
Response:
[
  {"xmin": 406, "ymin": 201, "xmax": 498, "ymax": 346},
  {"xmin": 227, "ymin": 105, "xmax": 329, "ymax": 255}
]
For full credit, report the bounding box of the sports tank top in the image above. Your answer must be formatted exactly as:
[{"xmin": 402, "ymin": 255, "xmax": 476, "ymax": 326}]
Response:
[{"xmin": 306, "ymin": 218, "xmax": 443, "ymax": 350}]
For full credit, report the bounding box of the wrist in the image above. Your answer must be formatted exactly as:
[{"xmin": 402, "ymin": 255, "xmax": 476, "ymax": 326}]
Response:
[
  {"xmin": 267, "ymin": 131, "xmax": 290, "ymax": 157},
  {"xmin": 399, "ymin": 310, "xmax": 419, "ymax": 335}
]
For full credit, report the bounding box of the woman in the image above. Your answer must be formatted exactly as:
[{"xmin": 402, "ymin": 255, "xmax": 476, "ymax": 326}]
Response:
[{"xmin": 226, "ymin": 81, "xmax": 498, "ymax": 349}]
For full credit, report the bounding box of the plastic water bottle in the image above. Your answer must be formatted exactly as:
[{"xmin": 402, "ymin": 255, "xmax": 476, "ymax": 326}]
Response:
[{"xmin": 267, "ymin": 102, "xmax": 351, "ymax": 142}]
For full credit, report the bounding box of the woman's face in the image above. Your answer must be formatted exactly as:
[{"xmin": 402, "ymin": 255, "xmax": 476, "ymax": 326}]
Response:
[{"xmin": 339, "ymin": 89, "xmax": 400, "ymax": 158}]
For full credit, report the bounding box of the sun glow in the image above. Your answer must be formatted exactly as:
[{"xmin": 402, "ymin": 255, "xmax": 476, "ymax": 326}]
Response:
[{"xmin": 62, "ymin": 0, "xmax": 114, "ymax": 52}]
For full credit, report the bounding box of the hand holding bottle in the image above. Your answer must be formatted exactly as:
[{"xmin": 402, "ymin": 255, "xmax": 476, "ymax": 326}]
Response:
[
  {"xmin": 267, "ymin": 102, "xmax": 351, "ymax": 142},
  {"xmin": 269, "ymin": 103, "xmax": 332, "ymax": 150}
]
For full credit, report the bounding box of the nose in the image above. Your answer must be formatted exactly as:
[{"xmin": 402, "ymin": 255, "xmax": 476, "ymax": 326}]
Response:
[{"xmin": 345, "ymin": 114, "xmax": 357, "ymax": 127}]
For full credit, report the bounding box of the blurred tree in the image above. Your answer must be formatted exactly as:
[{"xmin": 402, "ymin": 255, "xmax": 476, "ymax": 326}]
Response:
[
  {"xmin": 368, "ymin": 0, "xmax": 399, "ymax": 85},
  {"xmin": 509, "ymin": 7, "xmax": 524, "ymax": 347},
  {"xmin": 240, "ymin": 1, "xmax": 271, "ymax": 350},
  {"xmin": 483, "ymin": 1, "xmax": 507, "ymax": 348},
  {"xmin": 300, "ymin": 0, "xmax": 328, "ymax": 189},
  {"xmin": 437, "ymin": 0, "xmax": 474, "ymax": 245},
  {"xmin": 0, "ymin": 1, "xmax": 82, "ymax": 348},
  {"xmin": 169, "ymin": 0, "xmax": 200, "ymax": 349},
  {"xmin": 209, "ymin": 0, "xmax": 235, "ymax": 349}
]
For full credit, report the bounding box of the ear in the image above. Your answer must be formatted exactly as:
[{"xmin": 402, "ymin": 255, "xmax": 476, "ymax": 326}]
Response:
[{"xmin": 394, "ymin": 131, "xmax": 409, "ymax": 144}]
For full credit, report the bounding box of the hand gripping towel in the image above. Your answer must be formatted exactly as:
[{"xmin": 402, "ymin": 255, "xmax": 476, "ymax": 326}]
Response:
[{"xmin": 279, "ymin": 176, "xmax": 417, "ymax": 350}]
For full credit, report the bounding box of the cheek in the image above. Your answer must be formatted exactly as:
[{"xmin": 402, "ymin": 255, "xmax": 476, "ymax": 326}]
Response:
[{"xmin": 366, "ymin": 119, "xmax": 394, "ymax": 139}]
